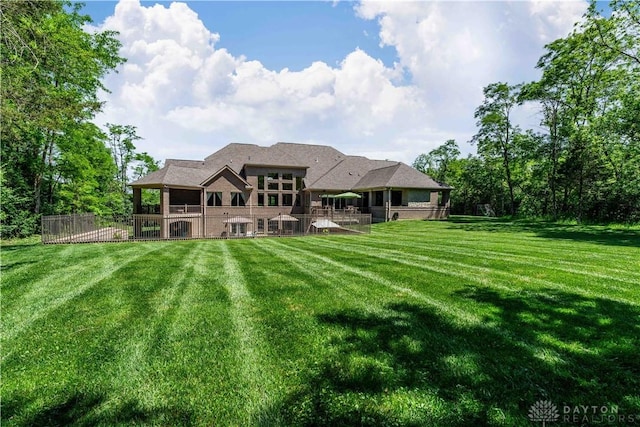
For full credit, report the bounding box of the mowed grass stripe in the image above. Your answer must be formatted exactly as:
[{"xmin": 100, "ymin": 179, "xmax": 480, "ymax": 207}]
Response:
[
  {"xmin": 244, "ymin": 238, "xmax": 405, "ymax": 315},
  {"xmin": 265, "ymin": 238, "xmax": 484, "ymax": 325},
  {"xmin": 109, "ymin": 242, "xmax": 201, "ymax": 398},
  {"xmin": 374, "ymin": 225, "xmax": 640, "ymax": 263},
  {"xmin": 368, "ymin": 229, "xmax": 640, "ymax": 281},
  {"xmin": 318, "ymin": 241, "xmax": 636, "ymax": 303},
  {"xmin": 359, "ymin": 234, "xmax": 640, "ymax": 284},
  {"xmin": 266, "ymin": 238, "xmax": 583, "ymax": 363},
  {"xmin": 1, "ymin": 243, "xmax": 162, "ymax": 344},
  {"xmin": 218, "ymin": 242, "xmax": 280, "ymax": 424}
]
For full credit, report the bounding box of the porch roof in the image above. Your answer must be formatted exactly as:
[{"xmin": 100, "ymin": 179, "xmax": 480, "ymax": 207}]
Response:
[
  {"xmin": 353, "ymin": 163, "xmax": 452, "ymax": 190},
  {"xmin": 130, "ymin": 164, "xmax": 210, "ymax": 189}
]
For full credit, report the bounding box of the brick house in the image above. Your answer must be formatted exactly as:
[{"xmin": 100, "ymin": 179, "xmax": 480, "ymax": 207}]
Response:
[{"xmin": 130, "ymin": 142, "xmax": 451, "ymax": 238}]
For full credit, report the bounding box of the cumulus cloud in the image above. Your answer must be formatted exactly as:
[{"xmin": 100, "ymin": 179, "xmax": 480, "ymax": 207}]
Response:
[{"xmin": 94, "ymin": 0, "xmax": 587, "ymax": 165}]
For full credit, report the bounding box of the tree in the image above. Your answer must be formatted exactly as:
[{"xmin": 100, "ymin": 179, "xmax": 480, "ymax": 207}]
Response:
[
  {"xmin": 413, "ymin": 140, "xmax": 460, "ymax": 184},
  {"xmin": 1, "ymin": 0, "xmax": 125, "ymax": 236},
  {"xmin": 472, "ymin": 83, "xmax": 523, "ymax": 216}
]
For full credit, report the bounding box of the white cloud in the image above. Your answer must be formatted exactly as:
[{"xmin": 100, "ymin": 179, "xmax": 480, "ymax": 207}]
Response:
[{"xmin": 94, "ymin": 0, "xmax": 587, "ymax": 166}]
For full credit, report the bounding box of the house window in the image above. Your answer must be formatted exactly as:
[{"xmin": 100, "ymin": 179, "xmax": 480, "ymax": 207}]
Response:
[
  {"xmin": 282, "ymin": 183, "xmax": 293, "ymax": 191},
  {"xmin": 374, "ymin": 191, "xmax": 384, "ymax": 206},
  {"xmin": 268, "ymin": 181, "xmax": 279, "ymax": 190},
  {"xmin": 258, "ymin": 176, "xmax": 264, "ymax": 190},
  {"xmin": 268, "ymin": 194, "xmax": 278, "ymax": 206},
  {"xmin": 391, "ymin": 190, "xmax": 402, "ymax": 206},
  {"xmin": 258, "ymin": 193, "xmax": 264, "ymax": 206},
  {"xmin": 282, "ymin": 173, "xmax": 293, "ymax": 180},
  {"xmin": 268, "ymin": 172, "xmax": 278, "ymax": 180},
  {"xmin": 206, "ymin": 192, "xmax": 222, "ymax": 207},
  {"xmin": 231, "ymin": 192, "xmax": 245, "ymax": 207},
  {"xmin": 257, "ymin": 218, "xmax": 264, "ymax": 232},
  {"xmin": 296, "ymin": 177, "xmax": 302, "ymax": 190},
  {"xmin": 282, "ymin": 194, "xmax": 293, "ymax": 206}
]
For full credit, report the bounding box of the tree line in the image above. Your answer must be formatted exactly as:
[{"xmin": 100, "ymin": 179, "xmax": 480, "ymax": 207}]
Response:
[
  {"xmin": 414, "ymin": 0, "xmax": 639, "ymax": 223},
  {"xmin": 1, "ymin": 1, "xmax": 158, "ymax": 237}
]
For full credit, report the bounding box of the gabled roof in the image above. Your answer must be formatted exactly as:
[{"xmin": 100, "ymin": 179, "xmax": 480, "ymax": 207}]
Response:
[
  {"xmin": 204, "ymin": 143, "xmax": 303, "ymax": 173},
  {"xmin": 200, "ymin": 165, "xmax": 250, "ymax": 187},
  {"xmin": 307, "ymin": 156, "xmax": 396, "ymax": 190},
  {"xmin": 353, "ymin": 162, "xmax": 451, "ymax": 190},
  {"xmin": 130, "ymin": 164, "xmax": 210, "ymax": 188},
  {"xmin": 273, "ymin": 142, "xmax": 345, "ymax": 187}
]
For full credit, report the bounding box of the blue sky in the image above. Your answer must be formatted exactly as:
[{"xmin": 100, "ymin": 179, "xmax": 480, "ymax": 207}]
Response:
[
  {"xmin": 83, "ymin": 1, "xmax": 398, "ymax": 71},
  {"xmin": 83, "ymin": 1, "xmax": 592, "ymax": 165}
]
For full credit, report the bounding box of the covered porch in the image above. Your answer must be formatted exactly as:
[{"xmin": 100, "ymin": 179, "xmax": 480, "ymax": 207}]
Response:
[{"xmin": 132, "ymin": 186, "xmax": 204, "ymax": 238}]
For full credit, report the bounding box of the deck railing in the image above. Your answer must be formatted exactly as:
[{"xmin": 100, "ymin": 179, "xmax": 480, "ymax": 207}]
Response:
[{"xmin": 168, "ymin": 204, "xmax": 201, "ymax": 214}]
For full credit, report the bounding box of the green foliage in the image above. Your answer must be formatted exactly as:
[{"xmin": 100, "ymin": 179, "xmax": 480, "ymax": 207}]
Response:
[{"xmin": 0, "ymin": 1, "xmax": 159, "ymax": 236}]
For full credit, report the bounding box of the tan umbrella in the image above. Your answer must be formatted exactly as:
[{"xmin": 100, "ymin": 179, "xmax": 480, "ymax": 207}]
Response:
[
  {"xmin": 269, "ymin": 214, "xmax": 299, "ymax": 222},
  {"xmin": 223, "ymin": 216, "xmax": 253, "ymax": 224},
  {"xmin": 269, "ymin": 213, "xmax": 298, "ymax": 234}
]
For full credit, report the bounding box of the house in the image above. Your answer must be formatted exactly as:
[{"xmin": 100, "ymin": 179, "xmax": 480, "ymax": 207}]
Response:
[{"xmin": 130, "ymin": 142, "xmax": 451, "ymax": 238}]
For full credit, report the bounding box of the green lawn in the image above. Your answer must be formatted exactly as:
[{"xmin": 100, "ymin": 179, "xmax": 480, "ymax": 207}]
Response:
[{"xmin": 2, "ymin": 217, "xmax": 639, "ymax": 426}]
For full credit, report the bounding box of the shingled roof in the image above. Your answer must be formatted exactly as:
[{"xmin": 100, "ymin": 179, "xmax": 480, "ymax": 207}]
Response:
[
  {"xmin": 204, "ymin": 143, "xmax": 303, "ymax": 173},
  {"xmin": 131, "ymin": 142, "xmax": 450, "ymax": 191},
  {"xmin": 308, "ymin": 156, "xmax": 396, "ymax": 190},
  {"xmin": 354, "ymin": 163, "xmax": 451, "ymax": 190},
  {"xmin": 131, "ymin": 164, "xmax": 211, "ymax": 188}
]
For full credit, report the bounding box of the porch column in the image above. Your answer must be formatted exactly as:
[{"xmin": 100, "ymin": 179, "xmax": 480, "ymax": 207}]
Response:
[
  {"xmin": 133, "ymin": 187, "xmax": 142, "ymax": 237},
  {"xmin": 133, "ymin": 187, "xmax": 142, "ymax": 214},
  {"xmin": 161, "ymin": 186, "xmax": 170, "ymax": 239}
]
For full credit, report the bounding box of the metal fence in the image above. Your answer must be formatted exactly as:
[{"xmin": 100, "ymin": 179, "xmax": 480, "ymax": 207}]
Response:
[{"xmin": 41, "ymin": 213, "xmax": 372, "ymax": 244}]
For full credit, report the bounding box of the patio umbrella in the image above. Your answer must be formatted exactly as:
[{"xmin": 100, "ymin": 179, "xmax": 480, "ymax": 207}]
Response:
[
  {"xmin": 333, "ymin": 192, "xmax": 361, "ymax": 199},
  {"xmin": 311, "ymin": 219, "xmax": 341, "ymax": 229},
  {"xmin": 223, "ymin": 216, "xmax": 252, "ymax": 224},
  {"xmin": 269, "ymin": 214, "xmax": 299, "ymax": 222},
  {"xmin": 269, "ymin": 214, "xmax": 298, "ymax": 234}
]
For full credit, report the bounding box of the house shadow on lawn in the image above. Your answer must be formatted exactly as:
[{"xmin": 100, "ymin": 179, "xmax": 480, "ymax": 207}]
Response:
[
  {"xmin": 259, "ymin": 288, "xmax": 640, "ymax": 426},
  {"xmin": 447, "ymin": 217, "xmax": 640, "ymax": 248}
]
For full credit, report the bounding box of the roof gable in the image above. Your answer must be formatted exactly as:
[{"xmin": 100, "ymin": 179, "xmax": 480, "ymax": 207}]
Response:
[{"xmin": 201, "ymin": 165, "xmax": 250, "ymax": 187}]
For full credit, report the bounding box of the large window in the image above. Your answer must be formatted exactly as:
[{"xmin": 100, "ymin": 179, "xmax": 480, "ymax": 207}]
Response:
[
  {"xmin": 258, "ymin": 176, "xmax": 265, "ymax": 190},
  {"xmin": 206, "ymin": 192, "xmax": 222, "ymax": 207},
  {"xmin": 231, "ymin": 192, "xmax": 245, "ymax": 207},
  {"xmin": 257, "ymin": 218, "xmax": 264, "ymax": 233},
  {"xmin": 258, "ymin": 193, "xmax": 264, "ymax": 206},
  {"xmin": 268, "ymin": 193, "xmax": 278, "ymax": 206}
]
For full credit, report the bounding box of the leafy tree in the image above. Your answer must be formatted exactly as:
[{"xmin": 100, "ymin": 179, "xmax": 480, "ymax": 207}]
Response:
[
  {"xmin": 412, "ymin": 140, "xmax": 460, "ymax": 184},
  {"xmin": 472, "ymin": 82, "xmax": 523, "ymax": 216},
  {"xmin": 1, "ymin": 0, "xmax": 125, "ymax": 236}
]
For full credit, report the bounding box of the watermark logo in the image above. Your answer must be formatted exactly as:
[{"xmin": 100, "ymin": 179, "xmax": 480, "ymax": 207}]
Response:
[
  {"xmin": 528, "ymin": 400, "xmax": 639, "ymax": 425},
  {"xmin": 529, "ymin": 400, "xmax": 560, "ymax": 427}
]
